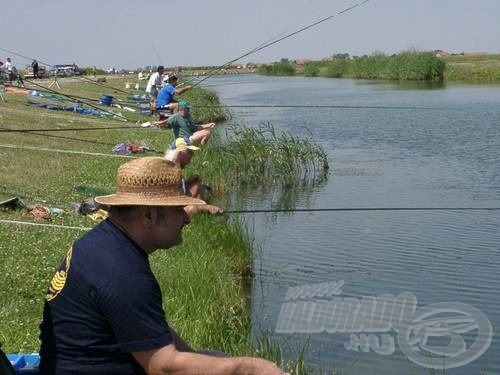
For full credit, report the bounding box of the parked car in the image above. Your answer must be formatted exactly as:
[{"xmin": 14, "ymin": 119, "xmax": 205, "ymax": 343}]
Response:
[
  {"xmin": 52, "ymin": 64, "xmax": 83, "ymax": 77},
  {"xmin": 24, "ymin": 65, "xmax": 49, "ymax": 78}
]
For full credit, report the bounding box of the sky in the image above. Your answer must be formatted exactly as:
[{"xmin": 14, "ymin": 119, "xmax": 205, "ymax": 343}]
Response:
[{"xmin": 2, "ymin": 0, "xmax": 499, "ymax": 70}]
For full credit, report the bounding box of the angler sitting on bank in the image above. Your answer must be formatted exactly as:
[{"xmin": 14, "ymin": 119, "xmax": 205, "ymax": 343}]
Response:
[
  {"xmin": 158, "ymin": 100, "xmax": 215, "ymax": 146},
  {"xmin": 165, "ymin": 137, "xmax": 222, "ymax": 216},
  {"xmin": 155, "ymin": 75, "xmax": 192, "ymax": 112}
]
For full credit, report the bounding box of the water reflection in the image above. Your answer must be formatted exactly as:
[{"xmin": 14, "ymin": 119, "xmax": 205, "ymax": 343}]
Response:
[{"xmin": 209, "ymin": 75, "xmax": 500, "ymax": 375}]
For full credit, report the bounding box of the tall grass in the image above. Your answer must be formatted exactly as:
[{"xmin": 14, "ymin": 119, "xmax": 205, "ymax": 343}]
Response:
[
  {"xmin": 349, "ymin": 51, "xmax": 445, "ymax": 80},
  {"xmin": 258, "ymin": 59, "xmax": 296, "ymax": 76},
  {"xmin": 261, "ymin": 51, "xmax": 446, "ymax": 81},
  {"xmin": 187, "ymin": 122, "xmax": 329, "ymax": 193}
]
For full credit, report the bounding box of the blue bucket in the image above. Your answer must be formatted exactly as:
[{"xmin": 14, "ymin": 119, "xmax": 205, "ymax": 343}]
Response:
[{"xmin": 99, "ymin": 95, "xmax": 113, "ymax": 106}]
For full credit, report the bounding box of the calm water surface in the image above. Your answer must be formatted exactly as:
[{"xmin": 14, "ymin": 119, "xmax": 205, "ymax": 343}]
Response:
[{"xmin": 205, "ymin": 75, "xmax": 500, "ymax": 374}]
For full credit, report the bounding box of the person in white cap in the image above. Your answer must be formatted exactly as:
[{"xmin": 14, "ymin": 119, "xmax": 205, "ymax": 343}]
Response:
[
  {"xmin": 165, "ymin": 137, "xmax": 223, "ymax": 215},
  {"xmin": 39, "ymin": 157, "xmax": 288, "ymax": 375}
]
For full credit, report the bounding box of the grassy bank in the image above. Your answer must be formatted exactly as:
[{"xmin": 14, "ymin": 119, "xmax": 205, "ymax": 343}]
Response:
[
  {"xmin": 443, "ymin": 54, "xmax": 500, "ymax": 82},
  {"xmin": 0, "ymin": 76, "xmax": 327, "ymax": 372}
]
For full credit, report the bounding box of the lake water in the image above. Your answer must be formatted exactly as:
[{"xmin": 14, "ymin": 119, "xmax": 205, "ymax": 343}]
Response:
[{"xmin": 205, "ymin": 75, "xmax": 500, "ymax": 374}]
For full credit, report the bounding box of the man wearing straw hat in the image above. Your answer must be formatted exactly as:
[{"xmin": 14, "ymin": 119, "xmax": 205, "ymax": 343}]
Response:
[
  {"xmin": 165, "ymin": 137, "xmax": 222, "ymax": 216},
  {"xmin": 39, "ymin": 157, "xmax": 287, "ymax": 375}
]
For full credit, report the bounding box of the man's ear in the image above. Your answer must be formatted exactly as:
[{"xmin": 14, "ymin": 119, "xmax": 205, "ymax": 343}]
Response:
[{"xmin": 140, "ymin": 206, "xmax": 155, "ymax": 228}]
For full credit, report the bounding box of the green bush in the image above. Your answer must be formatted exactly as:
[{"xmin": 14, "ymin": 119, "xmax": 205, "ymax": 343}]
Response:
[
  {"xmin": 325, "ymin": 59, "xmax": 350, "ymax": 78},
  {"xmin": 258, "ymin": 59, "xmax": 296, "ymax": 76},
  {"xmin": 303, "ymin": 62, "xmax": 320, "ymax": 77}
]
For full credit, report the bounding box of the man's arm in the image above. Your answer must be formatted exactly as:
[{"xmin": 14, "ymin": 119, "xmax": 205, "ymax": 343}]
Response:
[
  {"xmin": 184, "ymin": 204, "xmax": 222, "ymax": 216},
  {"xmin": 197, "ymin": 122, "xmax": 216, "ymax": 131},
  {"xmin": 176, "ymin": 84, "xmax": 192, "ymax": 96},
  {"xmin": 132, "ymin": 344, "xmax": 288, "ymax": 375}
]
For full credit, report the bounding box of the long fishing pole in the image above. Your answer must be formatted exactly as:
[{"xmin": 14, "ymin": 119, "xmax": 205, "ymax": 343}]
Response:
[
  {"xmin": 185, "ymin": 0, "xmax": 372, "ymax": 89},
  {"xmin": 0, "ymin": 126, "xmax": 118, "ymax": 145},
  {"xmin": 224, "ymin": 207, "xmax": 500, "ymax": 214},
  {"xmin": 181, "ymin": 26, "xmax": 298, "ymax": 88},
  {"xmin": 192, "ymin": 104, "xmax": 443, "ymax": 111},
  {"xmin": 0, "ymin": 126, "xmax": 134, "ymax": 133},
  {"xmin": 18, "ymin": 78, "xmax": 132, "ymax": 122}
]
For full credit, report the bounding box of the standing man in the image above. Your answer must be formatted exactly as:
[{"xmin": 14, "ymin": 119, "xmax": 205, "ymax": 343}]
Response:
[
  {"xmin": 145, "ymin": 65, "xmax": 164, "ymax": 102},
  {"xmin": 39, "ymin": 157, "xmax": 287, "ymax": 375},
  {"xmin": 5, "ymin": 58, "xmax": 13, "ymax": 82},
  {"xmin": 31, "ymin": 59, "xmax": 39, "ymax": 78}
]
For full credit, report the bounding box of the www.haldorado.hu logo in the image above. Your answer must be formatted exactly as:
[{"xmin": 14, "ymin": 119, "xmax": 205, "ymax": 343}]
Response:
[{"xmin": 275, "ymin": 280, "xmax": 492, "ymax": 369}]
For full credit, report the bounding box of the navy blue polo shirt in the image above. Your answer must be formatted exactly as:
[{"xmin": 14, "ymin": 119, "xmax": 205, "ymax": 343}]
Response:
[{"xmin": 39, "ymin": 219, "xmax": 172, "ymax": 375}]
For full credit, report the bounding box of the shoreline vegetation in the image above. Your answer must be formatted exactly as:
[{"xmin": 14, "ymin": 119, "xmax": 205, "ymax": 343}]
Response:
[
  {"xmin": 0, "ymin": 76, "xmax": 327, "ymax": 373},
  {"xmin": 255, "ymin": 51, "xmax": 500, "ymax": 82}
]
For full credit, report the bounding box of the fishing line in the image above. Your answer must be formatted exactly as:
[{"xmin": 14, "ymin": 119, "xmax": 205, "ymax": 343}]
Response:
[
  {"xmin": 0, "ymin": 143, "xmax": 136, "ymax": 158},
  {"xmin": 192, "ymin": 104, "xmax": 443, "ymax": 111},
  {"xmin": 182, "ymin": 26, "xmax": 298, "ymax": 88},
  {"xmin": 0, "ymin": 126, "xmax": 136, "ymax": 133},
  {"xmin": 0, "ymin": 126, "xmax": 118, "ymax": 146},
  {"xmin": 2, "ymin": 204, "xmax": 499, "ymax": 233},
  {"xmin": 0, "ymin": 219, "xmax": 91, "ymax": 231},
  {"xmin": 185, "ymin": 0, "xmax": 372, "ymax": 89},
  {"xmin": 224, "ymin": 207, "xmax": 500, "ymax": 214}
]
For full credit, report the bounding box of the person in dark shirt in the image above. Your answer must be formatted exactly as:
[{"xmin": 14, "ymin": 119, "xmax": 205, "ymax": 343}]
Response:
[
  {"xmin": 39, "ymin": 157, "xmax": 287, "ymax": 375},
  {"xmin": 31, "ymin": 59, "xmax": 39, "ymax": 78}
]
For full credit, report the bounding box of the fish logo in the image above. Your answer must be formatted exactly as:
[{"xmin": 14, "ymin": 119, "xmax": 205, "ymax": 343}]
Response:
[{"xmin": 398, "ymin": 302, "xmax": 493, "ymax": 369}]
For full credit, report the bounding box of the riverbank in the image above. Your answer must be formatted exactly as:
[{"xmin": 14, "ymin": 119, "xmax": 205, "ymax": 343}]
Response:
[
  {"xmin": 0, "ymin": 77, "xmax": 327, "ymax": 371},
  {"xmin": 257, "ymin": 52, "xmax": 500, "ymax": 82}
]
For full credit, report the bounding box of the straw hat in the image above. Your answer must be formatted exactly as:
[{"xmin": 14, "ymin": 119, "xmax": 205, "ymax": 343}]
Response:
[{"xmin": 95, "ymin": 157, "xmax": 205, "ymax": 206}]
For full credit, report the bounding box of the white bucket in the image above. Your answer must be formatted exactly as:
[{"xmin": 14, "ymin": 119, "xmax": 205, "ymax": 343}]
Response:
[
  {"xmin": 125, "ymin": 82, "xmax": 131, "ymax": 89},
  {"xmin": 134, "ymin": 83, "xmax": 140, "ymax": 90}
]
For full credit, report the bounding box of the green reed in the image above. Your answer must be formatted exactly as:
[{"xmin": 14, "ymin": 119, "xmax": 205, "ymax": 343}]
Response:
[
  {"xmin": 186, "ymin": 122, "xmax": 329, "ymax": 194},
  {"xmin": 258, "ymin": 59, "xmax": 296, "ymax": 76}
]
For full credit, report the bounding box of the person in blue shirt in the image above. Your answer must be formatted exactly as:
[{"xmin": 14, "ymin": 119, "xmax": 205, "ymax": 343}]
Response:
[
  {"xmin": 155, "ymin": 75, "xmax": 192, "ymax": 111},
  {"xmin": 39, "ymin": 157, "xmax": 287, "ymax": 375}
]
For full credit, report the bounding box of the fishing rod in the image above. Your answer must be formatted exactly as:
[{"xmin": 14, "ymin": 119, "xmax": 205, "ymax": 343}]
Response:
[
  {"xmin": 184, "ymin": 0, "xmax": 372, "ymax": 90},
  {"xmin": 192, "ymin": 104, "xmax": 444, "ymax": 111},
  {"xmin": 1, "ymin": 207, "xmax": 499, "ymax": 233},
  {"xmin": 180, "ymin": 26, "xmax": 299, "ymax": 88},
  {"xmin": 0, "ymin": 126, "xmax": 135, "ymax": 133},
  {"xmin": 0, "ymin": 46, "xmax": 134, "ymax": 95},
  {"xmin": 20, "ymin": 78, "xmax": 133, "ymax": 122},
  {"xmin": 0, "ymin": 126, "xmax": 118, "ymax": 145},
  {"xmin": 224, "ymin": 207, "xmax": 500, "ymax": 214}
]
